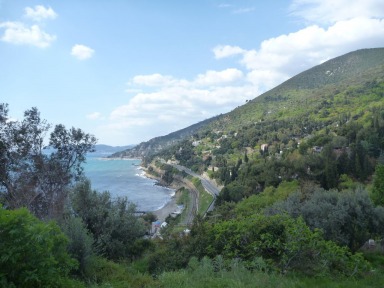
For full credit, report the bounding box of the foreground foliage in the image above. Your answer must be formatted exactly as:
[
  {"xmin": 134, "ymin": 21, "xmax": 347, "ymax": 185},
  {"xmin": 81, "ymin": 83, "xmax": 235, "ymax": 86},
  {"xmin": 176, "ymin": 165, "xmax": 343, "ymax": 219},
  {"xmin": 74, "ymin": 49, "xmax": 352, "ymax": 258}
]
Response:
[
  {"xmin": 0, "ymin": 207, "xmax": 78, "ymax": 287},
  {"xmin": 70, "ymin": 180, "xmax": 148, "ymax": 261},
  {"xmin": 84, "ymin": 254, "xmax": 384, "ymax": 288},
  {"xmin": 267, "ymin": 187, "xmax": 384, "ymax": 251}
]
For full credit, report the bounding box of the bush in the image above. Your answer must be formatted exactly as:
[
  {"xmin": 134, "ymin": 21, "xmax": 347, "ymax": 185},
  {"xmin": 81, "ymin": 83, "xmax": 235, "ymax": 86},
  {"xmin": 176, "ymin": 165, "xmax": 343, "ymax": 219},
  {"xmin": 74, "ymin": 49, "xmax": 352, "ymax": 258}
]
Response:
[
  {"xmin": 71, "ymin": 180, "xmax": 147, "ymax": 260},
  {"xmin": 60, "ymin": 216, "xmax": 95, "ymax": 277},
  {"xmin": 201, "ymin": 214, "xmax": 369, "ymax": 276},
  {"xmin": 268, "ymin": 187, "xmax": 384, "ymax": 251},
  {"xmin": 0, "ymin": 206, "xmax": 77, "ymax": 287},
  {"xmin": 154, "ymin": 256, "xmax": 292, "ymax": 288},
  {"xmin": 88, "ymin": 257, "xmax": 154, "ymax": 288}
]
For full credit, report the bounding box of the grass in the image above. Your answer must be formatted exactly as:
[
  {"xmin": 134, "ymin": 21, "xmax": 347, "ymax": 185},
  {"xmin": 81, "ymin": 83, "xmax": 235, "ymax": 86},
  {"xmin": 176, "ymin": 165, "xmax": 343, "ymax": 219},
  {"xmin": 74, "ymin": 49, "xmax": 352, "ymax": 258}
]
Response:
[
  {"xmin": 177, "ymin": 187, "xmax": 191, "ymax": 225},
  {"xmin": 81, "ymin": 252, "xmax": 384, "ymax": 288},
  {"xmin": 198, "ymin": 189, "xmax": 214, "ymax": 216},
  {"xmin": 191, "ymin": 177, "xmax": 214, "ymax": 216}
]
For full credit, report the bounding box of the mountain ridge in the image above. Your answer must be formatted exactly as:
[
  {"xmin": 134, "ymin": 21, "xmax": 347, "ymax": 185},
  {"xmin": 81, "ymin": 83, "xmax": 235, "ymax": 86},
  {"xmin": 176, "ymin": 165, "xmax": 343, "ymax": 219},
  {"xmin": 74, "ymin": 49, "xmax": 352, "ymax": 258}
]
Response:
[{"xmin": 111, "ymin": 47, "xmax": 384, "ymax": 158}]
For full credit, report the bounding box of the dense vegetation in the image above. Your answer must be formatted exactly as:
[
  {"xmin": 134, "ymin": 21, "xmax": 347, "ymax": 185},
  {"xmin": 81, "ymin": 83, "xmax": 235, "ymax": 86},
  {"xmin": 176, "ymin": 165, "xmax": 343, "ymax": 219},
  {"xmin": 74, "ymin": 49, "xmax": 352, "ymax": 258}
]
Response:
[
  {"xmin": 0, "ymin": 105, "xmax": 150, "ymax": 286},
  {"xmin": 2, "ymin": 48, "xmax": 384, "ymax": 287},
  {"xmin": 138, "ymin": 48, "xmax": 384, "ymax": 285}
]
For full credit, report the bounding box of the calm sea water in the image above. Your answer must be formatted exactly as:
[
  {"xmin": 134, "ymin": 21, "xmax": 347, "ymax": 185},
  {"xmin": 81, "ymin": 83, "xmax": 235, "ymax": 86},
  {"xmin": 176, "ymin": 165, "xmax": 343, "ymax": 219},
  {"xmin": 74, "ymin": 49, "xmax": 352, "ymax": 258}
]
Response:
[{"xmin": 83, "ymin": 152, "xmax": 174, "ymax": 211}]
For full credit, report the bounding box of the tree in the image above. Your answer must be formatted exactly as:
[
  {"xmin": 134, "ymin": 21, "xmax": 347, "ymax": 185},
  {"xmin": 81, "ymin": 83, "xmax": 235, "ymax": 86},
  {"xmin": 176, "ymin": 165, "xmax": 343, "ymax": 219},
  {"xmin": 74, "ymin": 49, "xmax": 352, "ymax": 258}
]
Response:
[
  {"xmin": 0, "ymin": 104, "xmax": 97, "ymax": 219},
  {"xmin": 372, "ymin": 164, "xmax": 384, "ymax": 206},
  {"xmin": 322, "ymin": 144, "xmax": 338, "ymax": 189},
  {"xmin": 268, "ymin": 187, "xmax": 384, "ymax": 251},
  {"xmin": 60, "ymin": 216, "xmax": 94, "ymax": 277},
  {"xmin": 204, "ymin": 214, "xmax": 368, "ymax": 275},
  {"xmin": 70, "ymin": 180, "xmax": 147, "ymax": 260}
]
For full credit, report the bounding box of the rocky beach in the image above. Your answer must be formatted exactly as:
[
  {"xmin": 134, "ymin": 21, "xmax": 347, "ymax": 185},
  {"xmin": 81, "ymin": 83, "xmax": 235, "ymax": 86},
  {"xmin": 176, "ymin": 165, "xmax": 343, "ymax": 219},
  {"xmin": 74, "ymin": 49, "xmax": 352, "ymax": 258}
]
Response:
[{"xmin": 142, "ymin": 166, "xmax": 181, "ymax": 222}]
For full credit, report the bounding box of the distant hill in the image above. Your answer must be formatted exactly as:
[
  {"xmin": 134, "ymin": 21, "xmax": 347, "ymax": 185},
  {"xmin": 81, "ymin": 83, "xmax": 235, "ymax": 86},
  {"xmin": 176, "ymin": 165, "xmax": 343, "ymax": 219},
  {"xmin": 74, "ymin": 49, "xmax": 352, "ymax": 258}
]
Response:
[
  {"xmin": 111, "ymin": 48, "xmax": 384, "ymax": 158},
  {"xmin": 109, "ymin": 117, "xmax": 219, "ymax": 158},
  {"xmin": 204, "ymin": 48, "xmax": 384, "ymax": 132},
  {"xmin": 89, "ymin": 144, "xmax": 135, "ymax": 157}
]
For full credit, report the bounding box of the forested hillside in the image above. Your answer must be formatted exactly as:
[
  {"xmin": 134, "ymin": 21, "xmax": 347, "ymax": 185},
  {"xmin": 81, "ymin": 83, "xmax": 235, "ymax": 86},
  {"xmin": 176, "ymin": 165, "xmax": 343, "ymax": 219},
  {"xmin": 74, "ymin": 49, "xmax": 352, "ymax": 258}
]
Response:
[
  {"xmin": 133, "ymin": 48, "xmax": 384, "ymax": 286},
  {"xmin": 148, "ymin": 48, "xmax": 384, "ymax": 198}
]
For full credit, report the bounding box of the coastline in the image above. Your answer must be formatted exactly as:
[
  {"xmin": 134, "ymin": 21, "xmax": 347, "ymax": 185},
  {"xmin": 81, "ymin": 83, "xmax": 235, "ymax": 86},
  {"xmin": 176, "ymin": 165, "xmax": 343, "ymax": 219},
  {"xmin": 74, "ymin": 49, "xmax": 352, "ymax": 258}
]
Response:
[
  {"xmin": 101, "ymin": 157, "xmax": 142, "ymax": 161},
  {"xmin": 141, "ymin": 166, "xmax": 181, "ymax": 222},
  {"xmin": 152, "ymin": 195, "xmax": 180, "ymax": 222}
]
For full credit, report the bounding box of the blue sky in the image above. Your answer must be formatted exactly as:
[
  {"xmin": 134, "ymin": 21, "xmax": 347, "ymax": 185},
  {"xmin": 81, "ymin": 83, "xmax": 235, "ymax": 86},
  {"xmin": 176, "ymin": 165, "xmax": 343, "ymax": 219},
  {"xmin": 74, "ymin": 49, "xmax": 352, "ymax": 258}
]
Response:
[{"xmin": 1, "ymin": 0, "xmax": 384, "ymax": 145}]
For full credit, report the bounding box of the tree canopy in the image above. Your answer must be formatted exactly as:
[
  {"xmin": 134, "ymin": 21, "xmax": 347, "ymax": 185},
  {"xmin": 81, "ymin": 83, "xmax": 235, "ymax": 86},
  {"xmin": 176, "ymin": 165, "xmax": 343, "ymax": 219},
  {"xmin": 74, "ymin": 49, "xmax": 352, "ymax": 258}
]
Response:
[{"xmin": 0, "ymin": 104, "xmax": 97, "ymax": 219}]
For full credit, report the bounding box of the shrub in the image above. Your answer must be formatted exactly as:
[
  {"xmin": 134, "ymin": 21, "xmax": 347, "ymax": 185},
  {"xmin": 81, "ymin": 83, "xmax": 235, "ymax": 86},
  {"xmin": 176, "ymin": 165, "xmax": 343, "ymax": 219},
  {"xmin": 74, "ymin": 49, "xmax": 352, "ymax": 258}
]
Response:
[
  {"xmin": 205, "ymin": 214, "xmax": 369, "ymax": 276},
  {"xmin": 268, "ymin": 187, "xmax": 384, "ymax": 251},
  {"xmin": 71, "ymin": 180, "xmax": 147, "ymax": 260},
  {"xmin": 60, "ymin": 216, "xmax": 95, "ymax": 277},
  {"xmin": 0, "ymin": 206, "xmax": 77, "ymax": 287}
]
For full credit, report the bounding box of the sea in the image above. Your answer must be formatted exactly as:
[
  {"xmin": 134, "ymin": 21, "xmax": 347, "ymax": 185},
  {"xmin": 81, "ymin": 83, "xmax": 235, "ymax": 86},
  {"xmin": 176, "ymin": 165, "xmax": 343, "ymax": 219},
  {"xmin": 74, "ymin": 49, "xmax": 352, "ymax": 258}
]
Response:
[{"xmin": 83, "ymin": 150, "xmax": 174, "ymax": 212}]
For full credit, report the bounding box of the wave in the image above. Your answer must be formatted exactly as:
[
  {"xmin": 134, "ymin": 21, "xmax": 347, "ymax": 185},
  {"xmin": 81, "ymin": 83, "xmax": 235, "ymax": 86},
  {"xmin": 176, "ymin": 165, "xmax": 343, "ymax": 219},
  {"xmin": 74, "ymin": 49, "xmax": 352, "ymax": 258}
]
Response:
[
  {"xmin": 135, "ymin": 171, "xmax": 147, "ymax": 178},
  {"xmin": 154, "ymin": 201, "xmax": 167, "ymax": 211}
]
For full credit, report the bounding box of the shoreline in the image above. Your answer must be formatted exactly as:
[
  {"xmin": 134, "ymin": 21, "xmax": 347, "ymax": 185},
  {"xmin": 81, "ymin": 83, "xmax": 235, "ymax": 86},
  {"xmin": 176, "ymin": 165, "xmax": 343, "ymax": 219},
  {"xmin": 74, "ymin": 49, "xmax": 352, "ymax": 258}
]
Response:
[
  {"xmin": 141, "ymin": 166, "xmax": 181, "ymax": 222},
  {"xmin": 152, "ymin": 195, "xmax": 180, "ymax": 222},
  {"xmin": 101, "ymin": 157, "xmax": 142, "ymax": 161}
]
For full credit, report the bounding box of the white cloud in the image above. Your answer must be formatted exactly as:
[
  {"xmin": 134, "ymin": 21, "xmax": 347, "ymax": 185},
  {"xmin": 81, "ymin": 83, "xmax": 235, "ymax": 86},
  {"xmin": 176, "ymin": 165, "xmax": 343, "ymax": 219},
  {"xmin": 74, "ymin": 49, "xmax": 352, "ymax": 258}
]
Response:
[
  {"xmin": 213, "ymin": 17, "xmax": 382, "ymax": 92},
  {"xmin": 131, "ymin": 74, "xmax": 181, "ymax": 87},
  {"xmin": 290, "ymin": 0, "xmax": 384, "ymax": 24},
  {"xmin": 0, "ymin": 5, "xmax": 57, "ymax": 48},
  {"xmin": 104, "ymin": 68, "xmax": 256, "ymax": 143},
  {"xmin": 213, "ymin": 45, "xmax": 245, "ymax": 59},
  {"xmin": 71, "ymin": 44, "xmax": 95, "ymax": 60},
  {"xmin": 24, "ymin": 5, "xmax": 57, "ymax": 22},
  {"xmin": 240, "ymin": 18, "xmax": 384, "ymax": 79},
  {"xmin": 106, "ymin": 85, "xmax": 255, "ymax": 142},
  {"xmin": 0, "ymin": 21, "xmax": 56, "ymax": 48},
  {"xmin": 247, "ymin": 70, "xmax": 289, "ymax": 91},
  {"xmin": 194, "ymin": 68, "xmax": 243, "ymax": 86}
]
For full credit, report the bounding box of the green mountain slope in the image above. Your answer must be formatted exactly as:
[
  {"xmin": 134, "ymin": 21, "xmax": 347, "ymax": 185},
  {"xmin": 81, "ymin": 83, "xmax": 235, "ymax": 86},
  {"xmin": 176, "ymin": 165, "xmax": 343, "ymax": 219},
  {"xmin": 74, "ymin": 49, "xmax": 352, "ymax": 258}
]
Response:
[
  {"xmin": 147, "ymin": 48, "xmax": 384, "ymax": 196},
  {"xmin": 109, "ymin": 48, "xmax": 384, "ymax": 284},
  {"xmin": 113, "ymin": 48, "xmax": 384, "ymax": 159},
  {"xmin": 205, "ymin": 48, "xmax": 384, "ymax": 132}
]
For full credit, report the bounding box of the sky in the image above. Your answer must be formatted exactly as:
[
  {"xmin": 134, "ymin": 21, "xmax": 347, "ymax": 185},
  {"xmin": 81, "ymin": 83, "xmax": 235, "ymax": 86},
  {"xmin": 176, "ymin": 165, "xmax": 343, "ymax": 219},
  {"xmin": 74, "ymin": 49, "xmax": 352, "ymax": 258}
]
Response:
[{"xmin": 1, "ymin": 0, "xmax": 384, "ymax": 146}]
